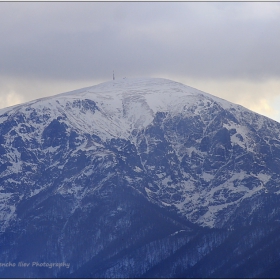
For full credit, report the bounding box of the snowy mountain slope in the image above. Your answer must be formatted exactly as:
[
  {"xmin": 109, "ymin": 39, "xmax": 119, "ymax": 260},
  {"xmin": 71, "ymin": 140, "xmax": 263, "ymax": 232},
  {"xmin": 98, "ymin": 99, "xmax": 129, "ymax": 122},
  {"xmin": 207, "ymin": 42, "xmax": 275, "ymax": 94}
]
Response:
[{"xmin": 1, "ymin": 78, "xmax": 280, "ymax": 277}]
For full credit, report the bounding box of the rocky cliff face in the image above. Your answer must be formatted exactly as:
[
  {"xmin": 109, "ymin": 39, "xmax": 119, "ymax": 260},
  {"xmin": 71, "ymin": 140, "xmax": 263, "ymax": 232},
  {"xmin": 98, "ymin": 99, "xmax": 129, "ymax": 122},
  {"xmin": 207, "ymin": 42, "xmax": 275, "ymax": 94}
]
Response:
[{"xmin": 1, "ymin": 78, "xmax": 280, "ymax": 277}]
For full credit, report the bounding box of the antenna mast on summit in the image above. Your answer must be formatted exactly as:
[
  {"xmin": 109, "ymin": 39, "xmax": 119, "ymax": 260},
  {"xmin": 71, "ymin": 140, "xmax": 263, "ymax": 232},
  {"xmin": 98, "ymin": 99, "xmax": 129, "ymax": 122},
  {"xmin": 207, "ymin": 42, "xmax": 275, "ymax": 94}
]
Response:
[{"xmin": 113, "ymin": 71, "xmax": 115, "ymax": 80}]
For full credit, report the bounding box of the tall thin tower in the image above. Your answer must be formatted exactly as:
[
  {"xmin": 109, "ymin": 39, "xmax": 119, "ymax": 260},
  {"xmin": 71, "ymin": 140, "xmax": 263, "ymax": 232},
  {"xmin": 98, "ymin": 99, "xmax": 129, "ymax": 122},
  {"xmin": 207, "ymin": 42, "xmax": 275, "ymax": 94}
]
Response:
[{"xmin": 113, "ymin": 70, "xmax": 115, "ymax": 80}]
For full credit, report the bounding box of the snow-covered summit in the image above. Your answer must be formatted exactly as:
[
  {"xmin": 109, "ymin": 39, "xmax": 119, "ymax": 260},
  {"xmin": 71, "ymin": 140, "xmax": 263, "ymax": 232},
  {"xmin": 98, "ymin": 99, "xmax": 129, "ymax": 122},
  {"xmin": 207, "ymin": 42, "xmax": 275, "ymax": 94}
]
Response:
[
  {"xmin": 56, "ymin": 77, "xmax": 236, "ymax": 114},
  {"xmin": 1, "ymin": 77, "xmax": 269, "ymax": 143}
]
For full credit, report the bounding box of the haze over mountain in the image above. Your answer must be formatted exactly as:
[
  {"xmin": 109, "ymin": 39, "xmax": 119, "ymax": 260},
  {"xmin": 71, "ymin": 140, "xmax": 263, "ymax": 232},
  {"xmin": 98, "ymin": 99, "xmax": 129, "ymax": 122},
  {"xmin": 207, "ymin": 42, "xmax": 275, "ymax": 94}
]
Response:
[{"xmin": 1, "ymin": 78, "xmax": 280, "ymax": 278}]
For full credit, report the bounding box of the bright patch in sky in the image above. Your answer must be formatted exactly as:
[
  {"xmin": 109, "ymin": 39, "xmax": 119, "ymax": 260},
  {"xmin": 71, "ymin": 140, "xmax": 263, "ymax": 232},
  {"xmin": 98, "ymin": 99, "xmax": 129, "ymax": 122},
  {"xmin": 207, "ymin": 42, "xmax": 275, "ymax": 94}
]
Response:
[{"xmin": 0, "ymin": 90, "xmax": 23, "ymax": 109}]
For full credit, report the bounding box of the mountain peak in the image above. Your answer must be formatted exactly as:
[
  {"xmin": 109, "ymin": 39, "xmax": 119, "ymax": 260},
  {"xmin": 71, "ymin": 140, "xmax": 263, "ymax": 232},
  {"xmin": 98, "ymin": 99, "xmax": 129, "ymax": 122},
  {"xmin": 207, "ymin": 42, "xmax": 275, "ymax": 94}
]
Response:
[{"xmin": 1, "ymin": 77, "xmax": 280, "ymax": 277}]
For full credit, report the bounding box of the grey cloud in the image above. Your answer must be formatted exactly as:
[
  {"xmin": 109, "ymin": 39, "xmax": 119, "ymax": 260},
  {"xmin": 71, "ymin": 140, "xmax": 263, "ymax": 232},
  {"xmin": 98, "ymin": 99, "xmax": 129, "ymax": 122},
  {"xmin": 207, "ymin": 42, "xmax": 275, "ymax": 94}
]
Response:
[{"xmin": 1, "ymin": 2, "xmax": 280, "ymax": 82}]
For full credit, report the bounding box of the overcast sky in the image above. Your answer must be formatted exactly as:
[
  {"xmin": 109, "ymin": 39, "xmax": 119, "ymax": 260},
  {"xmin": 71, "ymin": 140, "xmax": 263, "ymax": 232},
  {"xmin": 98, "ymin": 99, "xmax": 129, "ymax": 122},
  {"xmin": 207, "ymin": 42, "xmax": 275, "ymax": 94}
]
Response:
[{"xmin": 1, "ymin": 2, "xmax": 280, "ymax": 122}]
